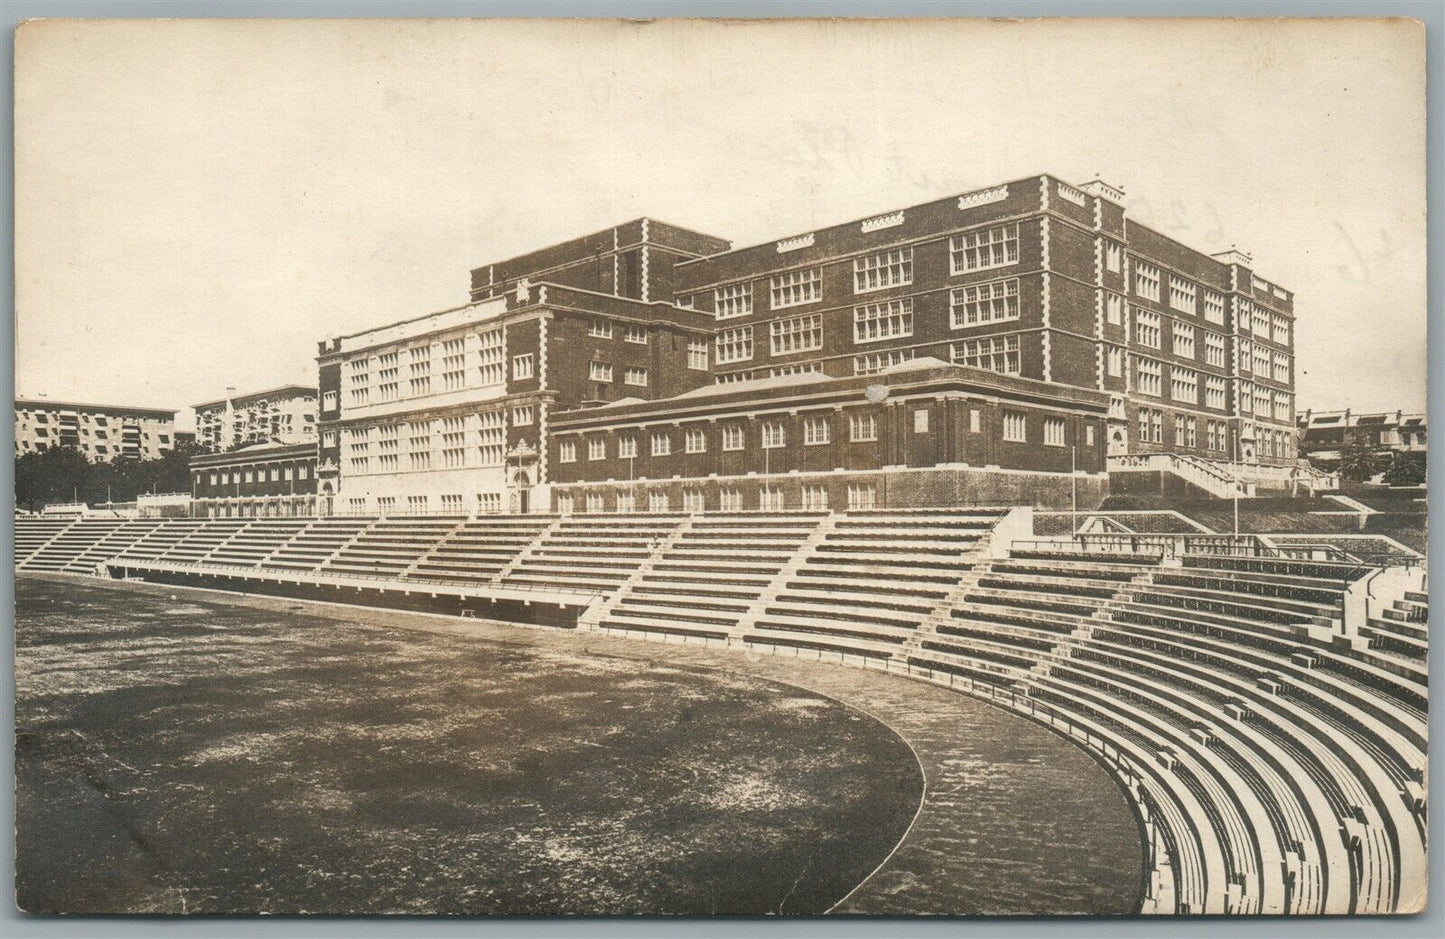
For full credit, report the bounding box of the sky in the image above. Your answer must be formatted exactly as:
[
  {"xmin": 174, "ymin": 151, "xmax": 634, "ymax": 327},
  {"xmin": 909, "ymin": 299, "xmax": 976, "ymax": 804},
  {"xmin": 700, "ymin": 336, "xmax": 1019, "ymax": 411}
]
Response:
[{"xmin": 14, "ymin": 17, "xmax": 1426, "ymax": 429}]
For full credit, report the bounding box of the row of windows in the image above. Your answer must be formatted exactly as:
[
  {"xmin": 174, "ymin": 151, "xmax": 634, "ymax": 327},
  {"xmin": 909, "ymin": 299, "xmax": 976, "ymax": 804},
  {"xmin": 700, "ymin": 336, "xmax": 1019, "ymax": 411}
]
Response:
[
  {"xmin": 560, "ymin": 408, "xmax": 1085, "ymax": 459},
  {"xmin": 586, "ymin": 319, "xmax": 648, "ymax": 344},
  {"xmin": 556, "ymin": 483, "xmax": 882, "ymax": 515},
  {"xmin": 205, "ymin": 464, "xmax": 312, "ymax": 486},
  {"xmin": 710, "ymin": 225, "xmax": 1022, "ymax": 321},
  {"xmin": 559, "ymin": 414, "xmax": 883, "ymax": 462}
]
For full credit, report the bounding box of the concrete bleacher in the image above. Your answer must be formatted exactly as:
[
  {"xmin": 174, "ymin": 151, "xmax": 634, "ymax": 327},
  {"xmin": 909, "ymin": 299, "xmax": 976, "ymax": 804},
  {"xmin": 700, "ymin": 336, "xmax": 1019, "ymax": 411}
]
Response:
[{"xmin": 12, "ymin": 507, "xmax": 1429, "ymax": 915}]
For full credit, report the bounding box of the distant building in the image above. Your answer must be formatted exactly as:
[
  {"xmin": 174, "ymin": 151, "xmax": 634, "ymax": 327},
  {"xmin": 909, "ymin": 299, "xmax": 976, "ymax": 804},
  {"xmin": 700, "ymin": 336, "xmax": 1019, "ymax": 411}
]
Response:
[
  {"xmin": 190, "ymin": 441, "xmax": 318, "ymax": 517},
  {"xmin": 1297, "ymin": 409, "xmax": 1426, "ymax": 469},
  {"xmin": 14, "ymin": 398, "xmax": 178, "ymax": 461},
  {"xmin": 193, "ymin": 385, "xmax": 318, "ymax": 452}
]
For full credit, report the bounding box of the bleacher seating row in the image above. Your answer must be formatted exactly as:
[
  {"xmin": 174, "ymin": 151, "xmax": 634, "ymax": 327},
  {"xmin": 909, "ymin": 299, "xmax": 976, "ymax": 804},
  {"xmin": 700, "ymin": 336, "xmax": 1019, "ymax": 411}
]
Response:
[{"xmin": 13, "ymin": 510, "xmax": 1428, "ymax": 915}]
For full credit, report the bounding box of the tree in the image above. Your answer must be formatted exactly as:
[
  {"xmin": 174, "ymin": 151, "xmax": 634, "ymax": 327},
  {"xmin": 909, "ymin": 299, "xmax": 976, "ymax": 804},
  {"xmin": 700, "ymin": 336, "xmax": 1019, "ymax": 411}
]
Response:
[
  {"xmin": 1383, "ymin": 452, "xmax": 1426, "ymax": 488},
  {"xmin": 1336, "ymin": 438, "xmax": 1387, "ymax": 482},
  {"xmin": 14, "ymin": 441, "xmax": 208, "ymax": 511}
]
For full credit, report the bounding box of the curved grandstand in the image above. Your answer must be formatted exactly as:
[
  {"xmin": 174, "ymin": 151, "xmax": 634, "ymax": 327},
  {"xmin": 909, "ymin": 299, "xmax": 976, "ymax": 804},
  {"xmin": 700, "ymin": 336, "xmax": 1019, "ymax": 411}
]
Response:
[{"xmin": 14, "ymin": 505, "xmax": 1429, "ymax": 915}]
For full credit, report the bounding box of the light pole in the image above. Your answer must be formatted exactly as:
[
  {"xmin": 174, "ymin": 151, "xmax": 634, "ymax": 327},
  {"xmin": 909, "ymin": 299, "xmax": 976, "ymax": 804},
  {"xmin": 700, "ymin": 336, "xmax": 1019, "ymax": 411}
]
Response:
[{"xmin": 1070, "ymin": 443, "xmax": 1079, "ymax": 538}]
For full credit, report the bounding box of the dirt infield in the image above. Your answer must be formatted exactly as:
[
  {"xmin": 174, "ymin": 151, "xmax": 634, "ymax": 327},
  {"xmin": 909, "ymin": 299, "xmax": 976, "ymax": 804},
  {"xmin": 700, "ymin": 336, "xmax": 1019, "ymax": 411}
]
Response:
[{"xmin": 16, "ymin": 574, "xmax": 1143, "ymax": 915}]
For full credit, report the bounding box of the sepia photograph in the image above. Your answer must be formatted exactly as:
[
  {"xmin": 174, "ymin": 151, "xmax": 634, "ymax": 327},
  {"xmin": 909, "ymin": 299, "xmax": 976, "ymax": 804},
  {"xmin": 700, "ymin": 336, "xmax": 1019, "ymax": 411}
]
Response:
[{"xmin": 9, "ymin": 12, "xmax": 1431, "ymax": 920}]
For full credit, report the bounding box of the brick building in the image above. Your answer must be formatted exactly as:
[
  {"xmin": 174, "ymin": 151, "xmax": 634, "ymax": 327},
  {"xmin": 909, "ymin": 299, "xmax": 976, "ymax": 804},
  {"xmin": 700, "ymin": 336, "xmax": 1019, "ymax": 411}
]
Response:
[
  {"xmin": 14, "ymin": 398, "xmax": 178, "ymax": 462},
  {"xmin": 317, "ymin": 173, "xmax": 1298, "ymax": 514},
  {"xmin": 317, "ymin": 220, "xmax": 728, "ymax": 516},
  {"xmin": 191, "ymin": 441, "xmax": 319, "ymax": 517},
  {"xmin": 193, "ymin": 384, "xmax": 318, "ymax": 452}
]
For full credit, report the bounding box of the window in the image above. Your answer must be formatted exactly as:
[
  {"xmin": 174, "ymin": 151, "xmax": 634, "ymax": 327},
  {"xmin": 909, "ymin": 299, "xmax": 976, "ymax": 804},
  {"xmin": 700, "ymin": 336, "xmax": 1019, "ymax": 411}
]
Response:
[
  {"xmin": 619, "ymin": 436, "xmax": 638, "ymax": 459},
  {"xmin": 478, "ymin": 492, "xmax": 502, "ymax": 514},
  {"xmin": 1134, "ymin": 308, "xmax": 1161, "ymax": 348},
  {"xmin": 1134, "ymin": 261, "xmax": 1161, "ymax": 301},
  {"xmin": 624, "ymin": 367, "xmax": 648, "ymax": 387},
  {"xmin": 687, "ymin": 340, "xmax": 708, "ymax": 370},
  {"xmin": 770, "ymin": 268, "xmax": 822, "ymax": 309},
  {"xmin": 348, "ymin": 497, "xmax": 367, "ymax": 514},
  {"xmin": 1003, "ymin": 412, "xmax": 1027, "ymax": 442},
  {"xmin": 685, "ymin": 429, "xmax": 706, "ymax": 453},
  {"xmin": 853, "ymin": 247, "xmax": 913, "ymax": 293},
  {"xmin": 804, "ymin": 416, "xmax": 831, "ymax": 445},
  {"xmin": 559, "ymin": 440, "xmax": 577, "ymax": 463},
  {"xmin": 1253, "ymin": 307, "xmax": 1269, "ymax": 335},
  {"xmin": 1044, "ymin": 417, "xmax": 1065, "ymax": 447},
  {"xmin": 762, "ymin": 422, "xmax": 785, "ymax": 449},
  {"xmin": 683, "ymin": 489, "xmax": 704, "ymax": 513},
  {"xmin": 442, "ymin": 339, "xmax": 466, "ymax": 391},
  {"xmin": 322, "ymin": 391, "xmax": 338, "ymax": 412},
  {"xmin": 760, "ymin": 485, "xmax": 785, "ymax": 511},
  {"xmin": 722, "ymin": 425, "xmax": 744, "ymax": 451},
  {"xmin": 512, "ymin": 353, "xmax": 534, "ymax": 380},
  {"xmin": 850, "ymin": 414, "xmax": 877, "ymax": 442},
  {"xmin": 1085, "ymin": 425, "xmax": 1095, "ymax": 447},
  {"xmin": 512, "ymin": 405, "xmax": 534, "ymax": 426},
  {"xmin": 624, "ymin": 326, "xmax": 647, "ymax": 345},
  {"xmin": 557, "ymin": 493, "xmax": 575, "ymax": 515},
  {"xmin": 952, "ymin": 335, "xmax": 1020, "ymax": 376},
  {"xmin": 1168, "ymin": 276, "xmax": 1196, "ymax": 313},
  {"xmin": 1173, "ymin": 323, "xmax": 1195, "ymax": 359},
  {"xmin": 208, "ymin": 472, "xmax": 218, "ymax": 486},
  {"xmin": 714, "ymin": 283, "xmax": 753, "ymax": 319},
  {"xmin": 1105, "ymin": 242, "xmax": 1122, "ymax": 273},
  {"xmin": 1254, "ymin": 345, "xmax": 1271, "ymax": 378},
  {"xmin": 1273, "ymin": 352, "xmax": 1290, "ymax": 383},
  {"xmin": 1204, "ymin": 332, "xmax": 1226, "ymax": 367},
  {"xmin": 1137, "ymin": 358, "xmax": 1162, "ymax": 397},
  {"xmin": 720, "ymin": 489, "xmax": 742, "ymax": 512},
  {"xmin": 650, "ymin": 432, "xmax": 671, "ymax": 456},
  {"xmin": 951, "ymin": 224, "xmax": 1019, "ymax": 273},
  {"xmin": 586, "ymin": 493, "xmax": 605, "ymax": 513},
  {"xmin": 1138, "ymin": 407, "xmax": 1163, "ymax": 444},
  {"xmin": 589, "ymin": 361, "xmax": 613, "ymax": 382},
  {"xmin": 1240, "ymin": 339, "xmax": 1254, "ymax": 373},
  {"xmin": 771, "ymin": 314, "xmax": 823, "ymax": 355},
  {"xmin": 1171, "ymin": 366, "xmax": 1198, "ymax": 404},
  {"xmin": 969, "ymin": 410, "xmax": 981, "ymax": 433},
  {"xmin": 1239, "ymin": 300, "xmax": 1253, "ymax": 333},
  {"xmin": 648, "ymin": 491, "xmax": 670, "ymax": 513},
  {"xmin": 1105, "ymin": 293, "xmax": 1123, "ymax": 326},
  {"xmin": 803, "ymin": 485, "xmax": 828, "ymax": 511},
  {"xmin": 588, "ymin": 319, "xmax": 613, "ymax": 339},
  {"xmin": 913, "ymin": 410, "xmax": 930, "ymax": 434},
  {"xmin": 440, "ymin": 494, "xmax": 464, "ymax": 514},
  {"xmin": 588, "ymin": 438, "xmax": 606, "ymax": 461},
  {"xmin": 1107, "ymin": 346, "xmax": 1123, "ymax": 377},
  {"xmin": 716, "ymin": 325, "xmax": 754, "ymax": 364},
  {"xmin": 1272, "ymin": 314, "xmax": 1290, "ymax": 345},
  {"xmin": 477, "ymin": 411, "xmax": 505, "ymax": 466},
  {"xmin": 854, "ymin": 298, "xmax": 913, "ymax": 343},
  {"xmin": 1203, "ymin": 289, "xmax": 1225, "ymax": 325},
  {"xmin": 617, "ymin": 492, "xmax": 636, "ymax": 513},
  {"xmin": 322, "ymin": 429, "xmax": 337, "ymax": 449},
  {"xmin": 409, "ymin": 425, "xmax": 432, "ymax": 470},
  {"xmin": 1206, "ymin": 376, "xmax": 1228, "ymax": 410},
  {"xmin": 847, "ymin": 483, "xmax": 877, "ymax": 511},
  {"xmin": 477, "ymin": 328, "xmax": 505, "ymax": 385},
  {"xmin": 1274, "ymin": 391, "xmax": 1292, "ymax": 422},
  {"xmin": 952, "ymin": 279, "xmax": 1019, "ymax": 327},
  {"xmin": 1183, "ymin": 416, "xmax": 1198, "ymax": 449},
  {"xmin": 1240, "ymin": 382, "xmax": 1255, "ymax": 417}
]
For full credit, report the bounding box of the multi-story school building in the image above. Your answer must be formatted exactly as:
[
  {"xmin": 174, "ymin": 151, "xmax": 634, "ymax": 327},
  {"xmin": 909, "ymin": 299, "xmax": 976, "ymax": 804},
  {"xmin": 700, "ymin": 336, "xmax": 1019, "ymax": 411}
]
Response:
[
  {"xmin": 316, "ymin": 173, "xmax": 1298, "ymax": 514},
  {"xmin": 14, "ymin": 398, "xmax": 179, "ymax": 462}
]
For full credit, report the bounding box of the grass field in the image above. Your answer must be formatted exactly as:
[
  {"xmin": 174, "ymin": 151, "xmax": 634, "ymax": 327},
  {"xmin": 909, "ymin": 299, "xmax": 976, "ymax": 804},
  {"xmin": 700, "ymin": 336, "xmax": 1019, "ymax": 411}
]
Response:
[{"xmin": 16, "ymin": 575, "xmax": 1144, "ymax": 915}]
